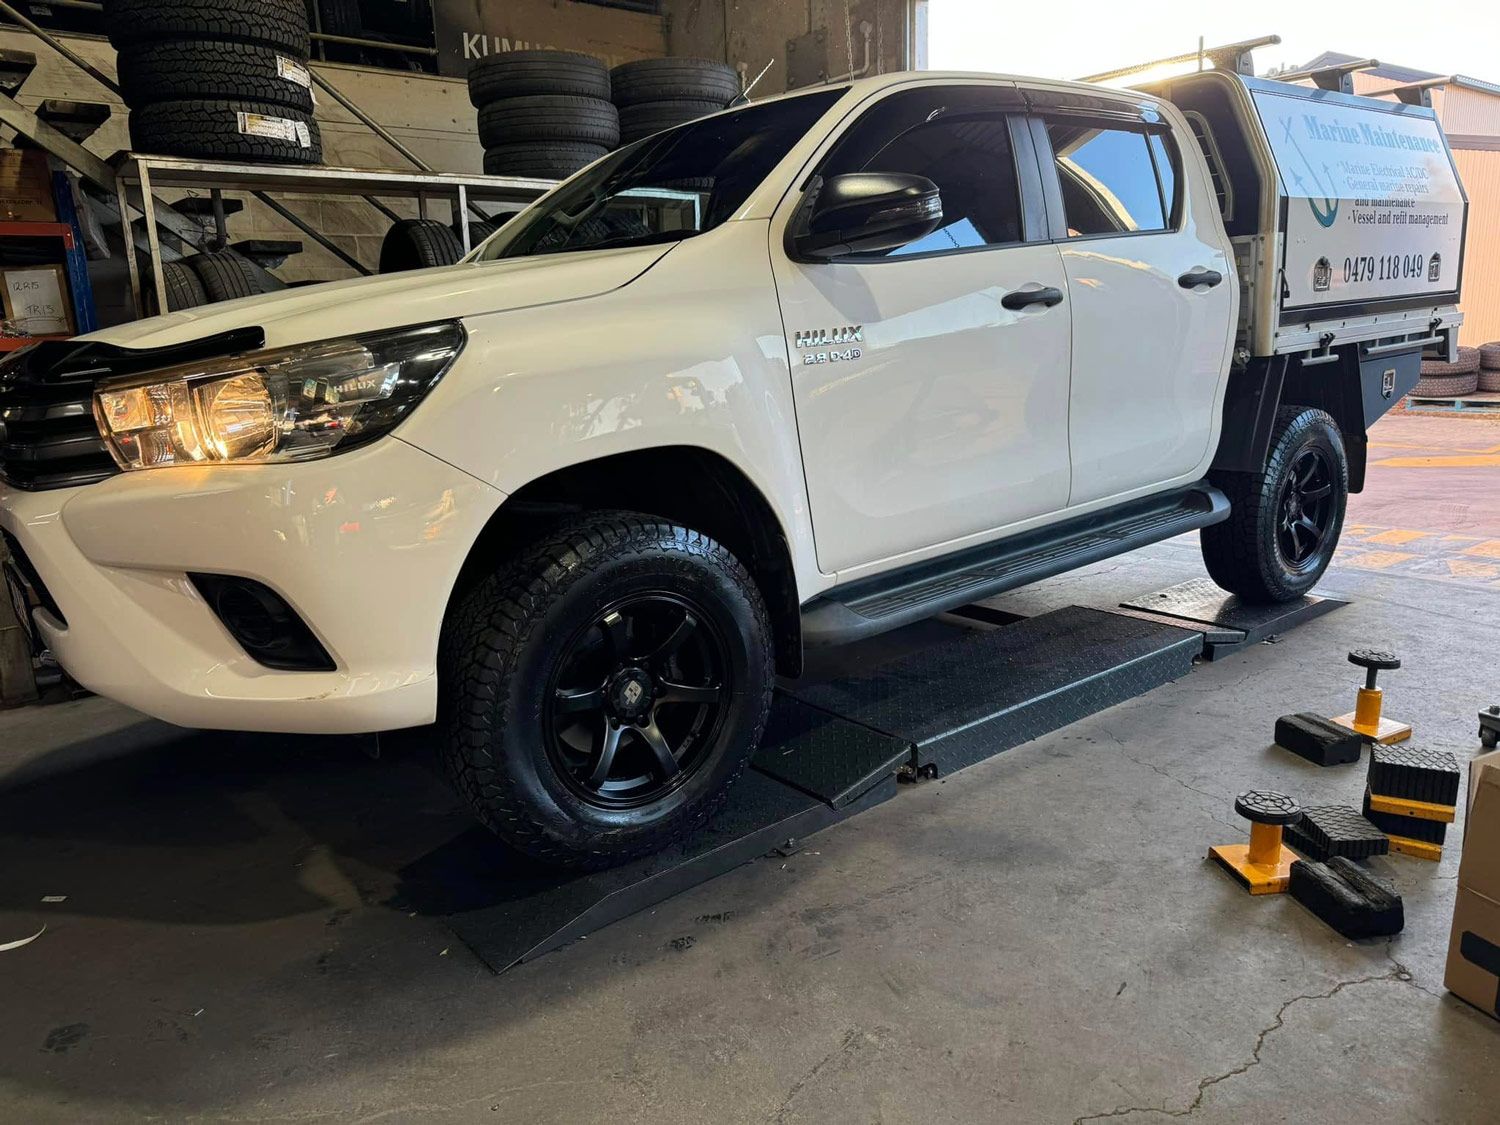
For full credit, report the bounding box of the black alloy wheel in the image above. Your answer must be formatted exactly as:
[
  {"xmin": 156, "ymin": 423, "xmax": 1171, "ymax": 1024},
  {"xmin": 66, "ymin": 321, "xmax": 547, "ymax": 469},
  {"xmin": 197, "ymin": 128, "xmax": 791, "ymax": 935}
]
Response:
[
  {"xmin": 1276, "ymin": 448, "xmax": 1335, "ymax": 568},
  {"xmin": 545, "ymin": 593, "xmax": 731, "ymax": 809}
]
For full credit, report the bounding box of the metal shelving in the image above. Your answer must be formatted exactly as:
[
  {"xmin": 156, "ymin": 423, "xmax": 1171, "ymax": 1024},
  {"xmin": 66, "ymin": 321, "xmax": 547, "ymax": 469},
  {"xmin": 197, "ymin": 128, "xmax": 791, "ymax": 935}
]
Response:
[{"xmin": 112, "ymin": 154, "xmax": 562, "ymax": 317}]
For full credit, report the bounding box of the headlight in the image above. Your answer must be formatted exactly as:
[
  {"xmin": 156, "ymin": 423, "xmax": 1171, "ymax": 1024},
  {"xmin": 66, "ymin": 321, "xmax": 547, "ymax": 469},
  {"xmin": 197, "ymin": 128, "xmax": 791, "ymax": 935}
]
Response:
[{"xmin": 93, "ymin": 322, "xmax": 465, "ymax": 471}]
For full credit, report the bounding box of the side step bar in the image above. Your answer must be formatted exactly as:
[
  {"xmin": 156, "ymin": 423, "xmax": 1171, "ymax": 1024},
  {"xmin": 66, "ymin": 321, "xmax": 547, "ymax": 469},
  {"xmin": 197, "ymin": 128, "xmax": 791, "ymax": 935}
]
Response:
[{"xmin": 801, "ymin": 483, "xmax": 1230, "ymax": 646}]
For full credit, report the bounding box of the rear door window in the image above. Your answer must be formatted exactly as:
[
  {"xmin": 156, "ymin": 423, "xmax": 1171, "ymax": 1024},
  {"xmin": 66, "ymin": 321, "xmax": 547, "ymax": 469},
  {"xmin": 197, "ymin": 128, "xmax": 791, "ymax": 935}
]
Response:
[{"xmin": 1045, "ymin": 121, "xmax": 1177, "ymax": 237}]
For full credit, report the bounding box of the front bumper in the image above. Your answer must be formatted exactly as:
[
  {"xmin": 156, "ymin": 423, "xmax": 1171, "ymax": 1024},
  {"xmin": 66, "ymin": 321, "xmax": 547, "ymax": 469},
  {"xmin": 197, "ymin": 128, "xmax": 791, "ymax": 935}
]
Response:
[{"xmin": 0, "ymin": 437, "xmax": 505, "ymax": 733}]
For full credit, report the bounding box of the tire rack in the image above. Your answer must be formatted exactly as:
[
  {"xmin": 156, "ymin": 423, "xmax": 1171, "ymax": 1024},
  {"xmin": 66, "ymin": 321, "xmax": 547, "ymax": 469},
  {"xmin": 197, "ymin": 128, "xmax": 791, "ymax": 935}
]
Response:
[{"xmin": 111, "ymin": 154, "xmax": 558, "ymax": 319}]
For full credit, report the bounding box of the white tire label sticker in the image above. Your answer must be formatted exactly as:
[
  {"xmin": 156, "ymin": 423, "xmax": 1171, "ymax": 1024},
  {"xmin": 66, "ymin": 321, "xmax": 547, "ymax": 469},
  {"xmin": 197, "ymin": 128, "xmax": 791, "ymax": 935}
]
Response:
[
  {"xmin": 236, "ymin": 112, "xmax": 312, "ymax": 148},
  {"xmin": 276, "ymin": 55, "xmax": 313, "ymax": 89}
]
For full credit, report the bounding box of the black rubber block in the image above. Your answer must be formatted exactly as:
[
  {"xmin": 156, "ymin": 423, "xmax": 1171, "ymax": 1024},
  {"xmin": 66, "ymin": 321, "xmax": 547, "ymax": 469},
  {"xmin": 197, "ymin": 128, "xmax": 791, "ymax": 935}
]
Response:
[
  {"xmin": 1363, "ymin": 789, "xmax": 1448, "ymax": 844},
  {"xmin": 1286, "ymin": 805, "xmax": 1390, "ymax": 863},
  {"xmin": 1275, "ymin": 712, "xmax": 1364, "ymax": 767},
  {"xmin": 1368, "ymin": 745, "xmax": 1461, "ymax": 806},
  {"xmin": 1291, "ymin": 857, "xmax": 1404, "ymax": 939}
]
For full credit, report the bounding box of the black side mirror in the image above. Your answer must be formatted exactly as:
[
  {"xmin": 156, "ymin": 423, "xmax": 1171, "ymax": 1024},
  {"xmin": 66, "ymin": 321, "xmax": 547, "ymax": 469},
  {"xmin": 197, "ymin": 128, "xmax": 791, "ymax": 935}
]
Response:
[{"xmin": 794, "ymin": 173, "xmax": 944, "ymax": 260}]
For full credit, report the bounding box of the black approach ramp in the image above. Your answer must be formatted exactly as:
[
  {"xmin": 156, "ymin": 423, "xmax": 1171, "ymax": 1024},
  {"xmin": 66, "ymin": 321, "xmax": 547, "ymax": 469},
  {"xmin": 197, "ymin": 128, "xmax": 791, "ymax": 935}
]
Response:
[
  {"xmin": 1113, "ymin": 578, "xmax": 1345, "ymax": 659},
  {"xmin": 419, "ymin": 589, "xmax": 1342, "ymax": 973}
]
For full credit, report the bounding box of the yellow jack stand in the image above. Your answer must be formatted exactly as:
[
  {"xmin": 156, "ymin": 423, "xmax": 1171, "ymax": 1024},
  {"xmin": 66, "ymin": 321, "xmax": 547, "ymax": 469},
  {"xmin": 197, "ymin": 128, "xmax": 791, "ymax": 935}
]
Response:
[
  {"xmin": 1332, "ymin": 649, "xmax": 1411, "ymax": 745},
  {"xmin": 1210, "ymin": 792, "xmax": 1302, "ymax": 895}
]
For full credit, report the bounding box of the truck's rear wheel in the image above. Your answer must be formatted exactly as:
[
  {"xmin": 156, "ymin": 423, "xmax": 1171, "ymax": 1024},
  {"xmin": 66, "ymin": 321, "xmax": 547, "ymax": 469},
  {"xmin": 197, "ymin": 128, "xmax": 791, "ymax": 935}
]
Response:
[
  {"xmin": 439, "ymin": 512, "xmax": 773, "ymax": 869},
  {"xmin": 1201, "ymin": 407, "xmax": 1349, "ymax": 604}
]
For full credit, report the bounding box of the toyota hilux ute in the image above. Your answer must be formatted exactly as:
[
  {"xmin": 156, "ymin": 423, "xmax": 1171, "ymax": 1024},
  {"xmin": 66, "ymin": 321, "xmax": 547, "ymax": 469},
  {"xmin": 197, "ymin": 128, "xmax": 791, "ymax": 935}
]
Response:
[{"xmin": 0, "ymin": 70, "xmax": 1468, "ymax": 868}]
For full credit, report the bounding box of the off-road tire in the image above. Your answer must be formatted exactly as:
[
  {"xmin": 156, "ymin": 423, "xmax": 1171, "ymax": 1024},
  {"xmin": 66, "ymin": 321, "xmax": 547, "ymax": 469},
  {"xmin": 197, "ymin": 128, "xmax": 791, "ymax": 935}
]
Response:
[
  {"xmin": 145, "ymin": 258, "xmax": 209, "ymax": 314},
  {"xmin": 378, "ymin": 219, "xmax": 465, "ymax": 272},
  {"xmin": 117, "ymin": 41, "xmax": 315, "ymax": 113},
  {"xmin": 467, "ymin": 50, "xmax": 610, "ymax": 106},
  {"xmin": 185, "ymin": 250, "xmax": 284, "ymax": 302},
  {"xmin": 438, "ymin": 512, "xmax": 774, "ymax": 870},
  {"xmin": 1420, "ymin": 346, "xmax": 1481, "ymax": 377},
  {"xmin": 1201, "ymin": 407, "xmax": 1349, "ymax": 604},
  {"xmin": 477, "ymin": 95, "xmax": 620, "ymax": 149},
  {"xmin": 1479, "ymin": 369, "xmax": 1500, "ymax": 393},
  {"xmin": 619, "ymin": 100, "xmax": 725, "ymax": 144},
  {"xmin": 105, "ymin": 0, "xmax": 310, "ymax": 54},
  {"xmin": 1414, "ymin": 371, "xmax": 1480, "ymax": 397},
  {"xmin": 483, "ymin": 141, "xmax": 608, "ymax": 179},
  {"xmin": 129, "ymin": 99, "xmax": 322, "ymax": 164},
  {"xmin": 1480, "ymin": 341, "xmax": 1500, "ymax": 369},
  {"xmin": 610, "ymin": 58, "xmax": 739, "ymax": 108}
]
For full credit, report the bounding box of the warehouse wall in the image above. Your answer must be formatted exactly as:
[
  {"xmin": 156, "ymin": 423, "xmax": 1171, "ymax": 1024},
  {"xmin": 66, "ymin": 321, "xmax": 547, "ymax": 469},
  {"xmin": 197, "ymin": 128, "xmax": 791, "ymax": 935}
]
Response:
[
  {"xmin": 432, "ymin": 0, "xmax": 665, "ymax": 76},
  {"xmin": 664, "ymin": 0, "xmax": 910, "ymax": 96}
]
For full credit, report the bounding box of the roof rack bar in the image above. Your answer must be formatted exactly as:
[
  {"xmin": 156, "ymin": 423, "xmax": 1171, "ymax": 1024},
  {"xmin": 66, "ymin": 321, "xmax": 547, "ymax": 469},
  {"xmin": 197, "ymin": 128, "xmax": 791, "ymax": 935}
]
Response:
[
  {"xmin": 1273, "ymin": 58, "xmax": 1380, "ymax": 94},
  {"xmin": 1081, "ymin": 35, "xmax": 1281, "ymax": 83}
]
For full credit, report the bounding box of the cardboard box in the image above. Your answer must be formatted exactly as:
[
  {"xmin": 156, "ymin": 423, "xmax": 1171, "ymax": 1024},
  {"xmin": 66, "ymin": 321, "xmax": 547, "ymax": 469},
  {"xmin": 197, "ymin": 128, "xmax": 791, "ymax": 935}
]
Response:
[
  {"xmin": 1468, "ymin": 750, "xmax": 1500, "ymax": 826},
  {"xmin": 1446, "ymin": 763, "xmax": 1500, "ymax": 1019},
  {"xmin": 1, "ymin": 264, "xmax": 74, "ymax": 337},
  {"xmin": 0, "ymin": 150, "xmax": 57, "ymax": 223}
]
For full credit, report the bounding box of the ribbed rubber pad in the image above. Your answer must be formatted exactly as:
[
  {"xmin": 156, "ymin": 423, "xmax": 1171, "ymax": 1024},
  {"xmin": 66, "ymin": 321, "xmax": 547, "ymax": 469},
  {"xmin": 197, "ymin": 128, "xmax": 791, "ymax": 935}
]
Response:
[
  {"xmin": 1275, "ymin": 713, "xmax": 1364, "ymax": 767},
  {"xmin": 1286, "ymin": 805, "xmax": 1389, "ymax": 862},
  {"xmin": 1368, "ymin": 745, "xmax": 1461, "ymax": 805}
]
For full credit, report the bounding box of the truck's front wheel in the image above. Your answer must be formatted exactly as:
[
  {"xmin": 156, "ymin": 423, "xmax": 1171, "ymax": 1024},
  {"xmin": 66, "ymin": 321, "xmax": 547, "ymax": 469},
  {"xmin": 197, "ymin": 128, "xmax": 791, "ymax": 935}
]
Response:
[
  {"xmin": 439, "ymin": 512, "xmax": 774, "ymax": 870},
  {"xmin": 1201, "ymin": 407, "xmax": 1349, "ymax": 604}
]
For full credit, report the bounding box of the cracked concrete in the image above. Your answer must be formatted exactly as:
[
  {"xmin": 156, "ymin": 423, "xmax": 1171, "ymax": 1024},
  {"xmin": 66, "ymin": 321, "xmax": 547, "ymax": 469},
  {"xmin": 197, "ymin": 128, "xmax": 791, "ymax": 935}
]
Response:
[{"xmin": 3, "ymin": 423, "xmax": 1499, "ymax": 1121}]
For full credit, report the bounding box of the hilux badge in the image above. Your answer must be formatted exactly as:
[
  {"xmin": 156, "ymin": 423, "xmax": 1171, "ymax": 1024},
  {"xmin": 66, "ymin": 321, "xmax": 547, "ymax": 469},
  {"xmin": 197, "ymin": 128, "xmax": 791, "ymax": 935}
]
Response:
[{"xmin": 795, "ymin": 326, "xmax": 863, "ymax": 349}]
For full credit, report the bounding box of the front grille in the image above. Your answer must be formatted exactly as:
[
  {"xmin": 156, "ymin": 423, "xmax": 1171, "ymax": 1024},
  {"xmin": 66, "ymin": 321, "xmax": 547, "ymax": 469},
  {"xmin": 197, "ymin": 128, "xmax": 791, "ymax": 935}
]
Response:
[
  {"xmin": 0, "ymin": 365, "xmax": 118, "ymax": 491},
  {"xmin": 2, "ymin": 526, "xmax": 65, "ymax": 625},
  {"xmin": 0, "ymin": 326, "xmax": 267, "ymax": 493}
]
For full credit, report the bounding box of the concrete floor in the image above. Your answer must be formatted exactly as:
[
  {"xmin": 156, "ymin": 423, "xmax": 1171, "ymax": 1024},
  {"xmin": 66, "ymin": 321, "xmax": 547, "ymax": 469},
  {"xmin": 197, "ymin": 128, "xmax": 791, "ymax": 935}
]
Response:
[{"xmin": 2, "ymin": 411, "xmax": 1499, "ymax": 1122}]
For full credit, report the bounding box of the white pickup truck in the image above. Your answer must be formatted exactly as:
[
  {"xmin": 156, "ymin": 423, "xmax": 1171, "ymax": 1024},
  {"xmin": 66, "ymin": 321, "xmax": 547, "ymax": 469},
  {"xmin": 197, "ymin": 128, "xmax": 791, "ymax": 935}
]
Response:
[{"xmin": 0, "ymin": 70, "xmax": 1468, "ymax": 867}]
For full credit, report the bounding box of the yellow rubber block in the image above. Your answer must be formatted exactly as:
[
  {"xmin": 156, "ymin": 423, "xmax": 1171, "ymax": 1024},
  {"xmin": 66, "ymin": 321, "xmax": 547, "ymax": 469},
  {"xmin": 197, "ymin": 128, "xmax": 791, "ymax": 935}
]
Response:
[
  {"xmin": 1332, "ymin": 712, "xmax": 1412, "ymax": 745},
  {"xmin": 1388, "ymin": 835, "xmax": 1442, "ymax": 862},
  {"xmin": 1367, "ymin": 792, "xmax": 1458, "ymax": 824},
  {"xmin": 1208, "ymin": 843, "xmax": 1295, "ymax": 895}
]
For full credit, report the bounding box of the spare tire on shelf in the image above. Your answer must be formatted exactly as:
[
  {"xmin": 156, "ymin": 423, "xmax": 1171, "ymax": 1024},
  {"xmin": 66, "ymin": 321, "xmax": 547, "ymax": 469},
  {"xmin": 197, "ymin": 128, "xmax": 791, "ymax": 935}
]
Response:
[
  {"xmin": 380, "ymin": 219, "xmax": 466, "ymax": 273},
  {"xmin": 116, "ymin": 40, "xmax": 315, "ymax": 113},
  {"xmin": 452, "ymin": 218, "xmax": 502, "ymax": 249},
  {"xmin": 483, "ymin": 141, "xmax": 608, "ymax": 180},
  {"xmin": 468, "ymin": 50, "xmax": 610, "ymax": 106},
  {"xmin": 185, "ymin": 249, "xmax": 286, "ymax": 303},
  {"xmin": 618, "ymin": 100, "xmax": 724, "ymax": 144},
  {"xmin": 129, "ymin": 99, "xmax": 322, "ymax": 164},
  {"xmin": 105, "ymin": 0, "xmax": 311, "ymax": 55},
  {"xmin": 145, "ymin": 258, "xmax": 209, "ymax": 314},
  {"xmin": 610, "ymin": 58, "xmax": 739, "ymax": 108},
  {"xmin": 477, "ymin": 95, "xmax": 620, "ymax": 149}
]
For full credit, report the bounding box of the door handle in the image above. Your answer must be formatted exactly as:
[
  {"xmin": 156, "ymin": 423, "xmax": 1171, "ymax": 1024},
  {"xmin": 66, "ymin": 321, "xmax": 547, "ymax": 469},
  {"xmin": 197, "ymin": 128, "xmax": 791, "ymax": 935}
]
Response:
[
  {"xmin": 1001, "ymin": 286, "xmax": 1065, "ymax": 311},
  {"xmin": 1178, "ymin": 267, "xmax": 1224, "ymax": 289}
]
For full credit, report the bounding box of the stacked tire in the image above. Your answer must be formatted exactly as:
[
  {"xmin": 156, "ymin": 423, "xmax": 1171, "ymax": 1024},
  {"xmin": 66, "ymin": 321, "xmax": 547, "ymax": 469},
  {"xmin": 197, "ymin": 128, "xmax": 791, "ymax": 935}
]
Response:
[
  {"xmin": 468, "ymin": 51, "xmax": 618, "ymax": 180},
  {"xmin": 106, "ymin": 0, "xmax": 322, "ymax": 165},
  {"xmin": 1480, "ymin": 343, "xmax": 1500, "ymax": 393},
  {"xmin": 1415, "ymin": 346, "xmax": 1481, "ymax": 397},
  {"xmin": 611, "ymin": 58, "xmax": 740, "ymax": 145},
  {"xmin": 147, "ymin": 250, "xmax": 286, "ymax": 314}
]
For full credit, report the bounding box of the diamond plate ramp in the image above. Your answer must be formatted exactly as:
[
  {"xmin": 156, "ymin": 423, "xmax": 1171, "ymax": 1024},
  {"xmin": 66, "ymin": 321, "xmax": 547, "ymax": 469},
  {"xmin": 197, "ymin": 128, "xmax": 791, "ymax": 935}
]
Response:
[
  {"xmin": 752, "ymin": 695, "xmax": 913, "ymax": 807},
  {"xmin": 1118, "ymin": 578, "xmax": 1345, "ymax": 659},
  {"xmin": 786, "ymin": 606, "xmax": 1201, "ymax": 776}
]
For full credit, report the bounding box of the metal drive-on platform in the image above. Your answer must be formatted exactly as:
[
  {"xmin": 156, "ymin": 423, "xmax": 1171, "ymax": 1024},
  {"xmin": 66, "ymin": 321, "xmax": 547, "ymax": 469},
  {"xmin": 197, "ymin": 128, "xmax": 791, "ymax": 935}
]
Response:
[{"xmin": 403, "ymin": 588, "xmax": 1342, "ymax": 973}]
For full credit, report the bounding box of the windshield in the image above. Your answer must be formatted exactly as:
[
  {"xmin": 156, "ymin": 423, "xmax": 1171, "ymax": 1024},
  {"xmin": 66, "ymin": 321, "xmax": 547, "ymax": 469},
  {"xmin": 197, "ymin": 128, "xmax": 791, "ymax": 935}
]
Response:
[{"xmin": 479, "ymin": 88, "xmax": 845, "ymax": 260}]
